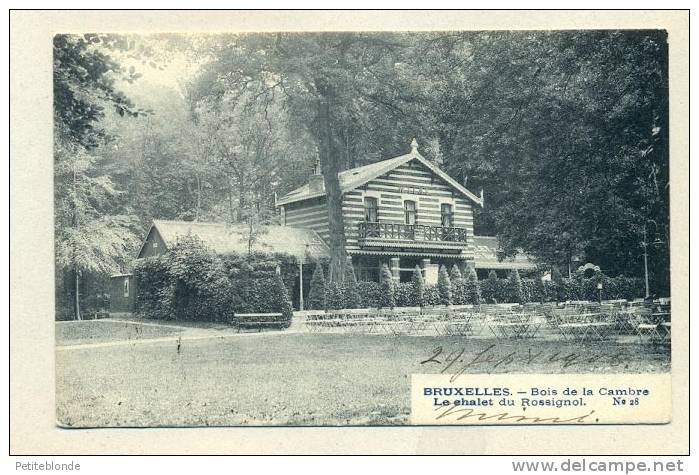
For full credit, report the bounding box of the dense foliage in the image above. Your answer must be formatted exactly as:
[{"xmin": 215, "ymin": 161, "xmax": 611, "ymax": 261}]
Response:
[
  {"xmin": 378, "ymin": 264, "xmax": 396, "ymax": 309},
  {"xmin": 507, "ymin": 269, "xmax": 525, "ymax": 304},
  {"xmin": 327, "ymin": 275, "xmax": 644, "ymax": 308},
  {"xmin": 464, "ymin": 267, "xmax": 482, "ymax": 305},
  {"xmin": 411, "ymin": 266, "xmax": 425, "ymax": 307},
  {"xmin": 307, "ymin": 263, "xmax": 328, "ymax": 311},
  {"xmin": 55, "ymin": 31, "xmax": 670, "ymax": 319},
  {"xmin": 449, "ymin": 266, "xmax": 466, "ymax": 305},
  {"xmin": 133, "ymin": 237, "xmax": 294, "ymax": 324},
  {"xmin": 437, "ymin": 265, "xmax": 452, "ymax": 306}
]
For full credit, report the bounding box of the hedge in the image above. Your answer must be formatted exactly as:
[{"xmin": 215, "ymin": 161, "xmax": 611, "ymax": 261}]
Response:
[
  {"xmin": 345, "ymin": 276, "xmax": 644, "ymax": 308},
  {"xmin": 134, "ymin": 236, "xmax": 645, "ymax": 318},
  {"xmin": 134, "ymin": 235, "xmax": 294, "ymax": 325}
]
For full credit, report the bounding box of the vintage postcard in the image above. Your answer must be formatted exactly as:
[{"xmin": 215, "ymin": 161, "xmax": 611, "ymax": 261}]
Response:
[{"xmin": 9, "ymin": 10, "xmax": 688, "ymax": 455}]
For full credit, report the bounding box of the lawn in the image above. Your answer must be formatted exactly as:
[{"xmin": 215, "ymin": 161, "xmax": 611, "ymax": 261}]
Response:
[
  {"xmin": 56, "ymin": 324, "xmax": 670, "ymax": 427},
  {"xmin": 56, "ymin": 320, "xmax": 184, "ymax": 345}
]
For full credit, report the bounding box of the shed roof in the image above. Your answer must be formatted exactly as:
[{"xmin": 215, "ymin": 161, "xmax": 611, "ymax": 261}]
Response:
[
  {"xmin": 142, "ymin": 220, "xmax": 330, "ymax": 262},
  {"xmin": 472, "ymin": 236, "xmax": 537, "ymax": 270},
  {"xmin": 276, "ymin": 139, "xmax": 484, "ymax": 207}
]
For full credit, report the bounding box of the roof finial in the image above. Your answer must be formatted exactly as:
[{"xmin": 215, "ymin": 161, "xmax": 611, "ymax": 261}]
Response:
[{"xmin": 410, "ymin": 138, "xmax": 419, "ymax": 153}]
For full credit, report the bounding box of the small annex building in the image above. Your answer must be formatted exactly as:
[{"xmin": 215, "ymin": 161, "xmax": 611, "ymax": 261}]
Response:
[{"xmin": 109, "ymin": 220, "xmax": 329, "ymax": 313}]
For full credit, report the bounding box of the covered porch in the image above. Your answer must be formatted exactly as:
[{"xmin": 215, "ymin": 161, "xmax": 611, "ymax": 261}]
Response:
[{"xmin": 349, "ymin": 250, "xmax": 471, "ymax": 285}]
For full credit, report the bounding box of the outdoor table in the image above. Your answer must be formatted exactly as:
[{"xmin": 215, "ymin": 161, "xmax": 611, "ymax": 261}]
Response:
[
  {"xmin": 557, "ymin": 321, "xmax": 615, "ymax": 342},
  {"xmin": 635, "ymin": 322, "xmax": 662, "ymax": 341},
  {"xmin": 612, "ymin": 312, "xmax": 638, "ymax": 335},
  {"xmin": 488, "ymin": 313, "xmax": 541, "ymax": 339},
  {"xmin": 660, "ymin": 322, "xmax": 671, "ymax": 342},
  {"xmin": 441, "ymin": 318, "xmax": 473, "ymax": 336}
]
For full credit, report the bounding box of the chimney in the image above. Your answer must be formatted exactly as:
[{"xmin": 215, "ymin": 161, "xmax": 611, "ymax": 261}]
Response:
[
  {"xmin": 309, "ymin": 174, "xmax": 325, "ymax": 194},
  {"xmin": 308, "ymin": 156, "xmax": 325, "ymax": 194}
]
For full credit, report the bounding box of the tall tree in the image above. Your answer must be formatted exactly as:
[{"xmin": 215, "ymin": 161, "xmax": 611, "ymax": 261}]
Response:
[
  {"xmin": 191, "ymin": 33, "xmax": 420, "ymax": 282},
  {"xmin": 53, "ymin": 34, "xmax": 148, "ymax": 319},
  {"xmin": 419, "ymin": 30, "xmax": 669, "ymax": 292}
]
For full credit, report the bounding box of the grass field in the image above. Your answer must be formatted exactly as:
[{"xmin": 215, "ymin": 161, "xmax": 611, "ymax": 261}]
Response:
[
  {"xmin": 57, "ymin": 320, "xmax": 184, "ymax": 345},
  {"xmin": 56, "ymin": 321, "xmax": 670, "ymax": 427}
]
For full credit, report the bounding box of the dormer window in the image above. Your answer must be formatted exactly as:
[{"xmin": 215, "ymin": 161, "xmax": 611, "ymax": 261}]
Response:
[
  {"xmin": 364, "ymin": 197, "xmax": 378, "ymax": 223},
  {"xmin": 123, "ymin": 278, "xmax": 129, "ymax": 297}
]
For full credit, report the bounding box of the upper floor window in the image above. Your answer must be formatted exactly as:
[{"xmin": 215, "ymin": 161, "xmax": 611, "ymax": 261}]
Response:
[
  {"xmin": 441, "ymin": 203, "xmax": 454, "ymax": 227},
  {"xmin": 404, "ymin": 200, "xmax": 417, "ymax": 225},
  {"xmin": 364, "ymin": 197, "xmax": 378, "ymax": 223}
]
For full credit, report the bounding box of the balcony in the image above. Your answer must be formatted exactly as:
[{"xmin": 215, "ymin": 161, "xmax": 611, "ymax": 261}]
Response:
[{"xmin": 357, "ymin": 222, "xmax": 468, "ymax": 251}]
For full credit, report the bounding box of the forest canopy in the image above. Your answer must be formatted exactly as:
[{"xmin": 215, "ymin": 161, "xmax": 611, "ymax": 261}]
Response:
[{"xmin": 53, "ymin": 30, "xmax": 670, "ymax": 319}]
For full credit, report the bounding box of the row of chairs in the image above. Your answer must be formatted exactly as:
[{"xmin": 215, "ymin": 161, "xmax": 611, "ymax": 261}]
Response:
[{"xmin": 303, "ymin": 301, "xmax": 670, "ymax": 343}]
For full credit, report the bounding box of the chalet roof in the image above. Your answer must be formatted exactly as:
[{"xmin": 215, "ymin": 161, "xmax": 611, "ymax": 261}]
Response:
[
  {"xmin": 276, "ymin": 139, "xmax": 484, "ymax": 207},
  {"xmin": 472, "ymin": 236, "xmax": 537, "ymax": 270},
  {"xmin": 141, "ymin": 220, "xmax": 330, "ymax": 262}
]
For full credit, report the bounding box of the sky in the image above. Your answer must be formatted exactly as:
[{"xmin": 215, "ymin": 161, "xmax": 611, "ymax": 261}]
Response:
[{"xmin": 114, "ymin": 34, "xmax": 204, "ymax": 94}]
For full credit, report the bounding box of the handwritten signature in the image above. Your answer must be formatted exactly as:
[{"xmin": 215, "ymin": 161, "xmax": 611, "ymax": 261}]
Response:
[
  {"xmin": 420, "ymin": 344, "xmax": 629, "ymax": 382},
  {"xmin": 434, "ymin": 404, "xmax": 596, "ymax": 424}
]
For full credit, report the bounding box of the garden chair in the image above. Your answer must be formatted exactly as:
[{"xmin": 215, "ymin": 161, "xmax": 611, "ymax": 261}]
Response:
[{"xmin": 633, "ymin": 308, "xmax": 670, "ymax": 344}]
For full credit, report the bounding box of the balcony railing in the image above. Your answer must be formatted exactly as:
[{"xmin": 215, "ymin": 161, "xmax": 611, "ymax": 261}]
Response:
[{"xmin": 357, "ymin": 222, "xmax": 468, "ymax": 244}]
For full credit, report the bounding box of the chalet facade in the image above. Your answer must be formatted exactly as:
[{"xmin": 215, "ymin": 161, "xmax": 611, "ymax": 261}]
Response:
[{"xmin": 276, "ymin": 139, "xmax": 529, "ymax": 284}]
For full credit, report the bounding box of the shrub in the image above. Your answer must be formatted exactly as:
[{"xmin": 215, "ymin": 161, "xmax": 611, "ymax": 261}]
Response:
[
  {"xmin": 168, "ymin": 235, "xmax": 234, "ymax": 322},
  {"xmin": 529, "ymin": 276, "xmax": 546, "ymax": 303},
  {"xmin": 134, "ymin": 255, "xmax": 175, "ymax": 320},
  {"xmin": 307, "ymin": 263, "xmax": 327, "ymax": 310},
  {"xmin": 437, "ymin": 265, "xmax": 452, "ymax": 305},
  {"xmin": 378, "ymin": 264, "xmax": 396, "ymax": 308},
  {"xmin": 343, "ymin": 261, "xmax": 361, "ymax": 309},
  {"xmin": 603, "ymin": 276, "xmax": 644, "ymax": 300},
  {"xmin": 394, "ymin": 282, "xmax": 416, "ymax": 307},
  {"xmin": 423, "ymin": 285, "xmax": 441, "ymax": 306},
  {"xmin": 548, "ymin": 266, "xmax": 565, "ymax": 302},
  {"xmin": 269, "ymin": 273, "xmax": 293, "ymax": 327},
  {"xmin": 464, "ymin": 266, "xmax": 482, "ymax": 305},
  {"xmin": 450, "ymin": 265, "xmax": 466, "ymax": 305},
  {"xmin": 411, "ymin": 265, "xmax": 425, "ymax": 307},
  {"xmin": 481, "ymin": 270, "xmax": 500, "ymax": 304},
  {"xmin": 326, "ymin": 281, "xmax": 345, "ymax": 310},
  {"xmin": 507, "ymin": 269, "xmax": 524, "ymax": 304},
  {"xmin": 356, "ymin": 281, "xmax": 382, "ymax": 308},
  {"xmin": 551, "ymin": 266, "xmax": 564, "ymax": 284}
]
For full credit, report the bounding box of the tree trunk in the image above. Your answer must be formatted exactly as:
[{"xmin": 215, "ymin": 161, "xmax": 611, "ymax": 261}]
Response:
[
  {"xmin": 228, "ymin": 178, "xmax": 236, "ymax": 224},
  {"xmin": 314, "ymin": 77, "xmax": 347, "ymax": 283},
  {"xmin": 195, "ymin": 174, "xmax": 202, "ymax": 221},
  {"xmin": 237, "ymin": 175, "xmax": 246, "ymax": 223},
  {"xmin": 74, "ymin": 269, "xmax": 81, "ymax": 321}
]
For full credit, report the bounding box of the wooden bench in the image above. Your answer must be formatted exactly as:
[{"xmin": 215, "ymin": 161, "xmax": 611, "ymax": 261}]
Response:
[{"xmin": 234, "ymin": 313, "xmax": 285, "ymax": 332}]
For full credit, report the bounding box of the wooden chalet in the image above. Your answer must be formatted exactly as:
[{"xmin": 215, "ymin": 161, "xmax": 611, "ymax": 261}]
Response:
[{"xmin": 276, "ymin": 139, "xmax": 532, "ymax": 284}]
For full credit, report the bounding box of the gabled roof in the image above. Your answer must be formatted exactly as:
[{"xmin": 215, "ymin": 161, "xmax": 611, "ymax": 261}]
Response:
[
  {"xmin": 472, "ymin": 236, "xmax": 537, "ymax": 270},
  {"xmin": 276, "ymin": 140, "xmax": 485, "ymax": 207},
  {"xmin": 138, "ymin": 220, "xmax": 329, "ymax": 262}
]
